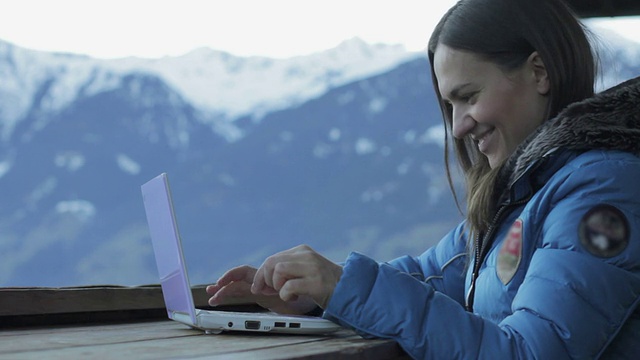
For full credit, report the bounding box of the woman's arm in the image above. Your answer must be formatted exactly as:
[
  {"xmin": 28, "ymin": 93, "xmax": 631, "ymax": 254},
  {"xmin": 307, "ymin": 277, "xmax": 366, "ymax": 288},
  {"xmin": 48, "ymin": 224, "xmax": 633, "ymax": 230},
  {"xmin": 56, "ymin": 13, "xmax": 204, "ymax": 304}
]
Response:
[
  {"xmin": 324, "ymin": 154, "xmax": 640, "ymax": 359},
  {"xmin": 385, "ymin": 222, "xmax": 468, "ymax": 305}
]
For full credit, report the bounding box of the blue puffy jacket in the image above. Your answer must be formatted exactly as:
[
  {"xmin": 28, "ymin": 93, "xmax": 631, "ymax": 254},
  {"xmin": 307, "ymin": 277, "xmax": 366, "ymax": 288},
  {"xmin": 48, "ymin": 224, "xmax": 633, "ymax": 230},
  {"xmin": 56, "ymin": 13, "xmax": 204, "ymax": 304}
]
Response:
[{"xmin": 323, "ymin": 77, "xmax": 640, "ymax": 359}]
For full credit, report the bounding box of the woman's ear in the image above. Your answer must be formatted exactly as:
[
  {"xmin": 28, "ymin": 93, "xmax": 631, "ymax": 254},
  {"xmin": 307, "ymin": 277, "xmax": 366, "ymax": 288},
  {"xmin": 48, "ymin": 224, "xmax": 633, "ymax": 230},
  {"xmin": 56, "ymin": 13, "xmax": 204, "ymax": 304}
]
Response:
[{"xmin": 528, "ymin": 51, "xmax": 550, "ymax": 95}]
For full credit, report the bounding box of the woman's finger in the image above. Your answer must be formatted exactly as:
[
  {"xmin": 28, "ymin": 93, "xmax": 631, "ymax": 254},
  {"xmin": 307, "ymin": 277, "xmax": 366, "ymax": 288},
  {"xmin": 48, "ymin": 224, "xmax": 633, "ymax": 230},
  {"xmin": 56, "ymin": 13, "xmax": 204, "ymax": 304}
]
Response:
[
  {"xmin": 216, "ymin": 265, "xmax": 257, "ymax": 287},
  {"xmin": 279, "ymin": 278, "xmax": 308, "ymax": 302},
  {"xmin": 272, "ymin": 261, "xmax": 308, "ymax": 291},
  {"xmin": 208, "ymin": 281, "xmax": 255, "ymax": 306},
  {"xmin": 252, "ymin": 251, "xmax": 297, "ymax": 294}
]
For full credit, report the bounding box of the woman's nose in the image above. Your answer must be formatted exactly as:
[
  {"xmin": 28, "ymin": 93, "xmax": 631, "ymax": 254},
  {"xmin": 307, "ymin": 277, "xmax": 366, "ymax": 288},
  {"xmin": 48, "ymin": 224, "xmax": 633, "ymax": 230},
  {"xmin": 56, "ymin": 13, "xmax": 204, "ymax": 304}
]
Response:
[{"xmin": 451, "ymin": 108, "xmax": 475, "ymax": 139}]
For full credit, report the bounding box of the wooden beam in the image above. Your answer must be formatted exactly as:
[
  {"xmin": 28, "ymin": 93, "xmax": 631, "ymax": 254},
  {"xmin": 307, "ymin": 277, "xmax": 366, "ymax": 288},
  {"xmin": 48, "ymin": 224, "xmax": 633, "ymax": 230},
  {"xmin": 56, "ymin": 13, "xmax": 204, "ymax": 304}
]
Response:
[
  {"xmin": 566, "ymin": 0, "xmax": 640, "ymax": 17},
  {"xmin": 0, "ymin": 285, "xmax": 264, "ymax": 327}
]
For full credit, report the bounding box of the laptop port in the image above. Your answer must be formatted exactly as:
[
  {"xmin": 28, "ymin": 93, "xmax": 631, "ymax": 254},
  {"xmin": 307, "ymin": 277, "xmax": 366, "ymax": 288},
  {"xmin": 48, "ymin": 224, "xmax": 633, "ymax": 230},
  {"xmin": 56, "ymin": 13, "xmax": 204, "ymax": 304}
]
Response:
[
  {"xmin": 244, "ymin": 321, "xmax": 261, "ymax": 330},
  {"xmin": 289, "ymin": 322, "xmax": 300, "ymax": 328},
  {"xmin": 274, "ymin": 322, "xmax": 286, "ymax": 328}
]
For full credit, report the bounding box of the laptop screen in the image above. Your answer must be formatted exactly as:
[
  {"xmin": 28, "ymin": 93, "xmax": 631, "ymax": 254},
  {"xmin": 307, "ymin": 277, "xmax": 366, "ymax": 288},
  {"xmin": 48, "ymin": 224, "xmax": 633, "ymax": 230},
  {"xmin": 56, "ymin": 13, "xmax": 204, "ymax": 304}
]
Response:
[{"xmin": 142, "ymin": 173, "xmax": 197, "ymax": 325}]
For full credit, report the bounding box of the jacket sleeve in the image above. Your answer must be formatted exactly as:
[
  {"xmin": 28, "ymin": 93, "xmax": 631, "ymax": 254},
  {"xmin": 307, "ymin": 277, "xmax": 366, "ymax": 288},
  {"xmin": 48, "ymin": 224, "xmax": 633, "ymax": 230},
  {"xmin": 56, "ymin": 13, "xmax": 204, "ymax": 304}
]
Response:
[
  {"xmin": 324, "ymin": 252, "xmax": 523, "ymax": 359},
  {"xmin": 323, "ymin": 154, "xmax": 640, "ymax": 359},
  {"xmin": 385, "ymin": 222, "xmax": 468, "ymax": 306}
]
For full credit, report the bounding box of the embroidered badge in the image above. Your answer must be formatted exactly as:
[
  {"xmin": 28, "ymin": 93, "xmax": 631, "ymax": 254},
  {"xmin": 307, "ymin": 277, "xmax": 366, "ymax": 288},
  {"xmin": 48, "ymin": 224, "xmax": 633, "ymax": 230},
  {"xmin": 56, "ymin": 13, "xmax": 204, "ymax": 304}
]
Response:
[
  {"xmin": 579, "ymin": 205, "xmax": 629, "ymax": 258},
  {"xmin": 497, "ymin": 219, "xmax": 523, "ymax": 285}
]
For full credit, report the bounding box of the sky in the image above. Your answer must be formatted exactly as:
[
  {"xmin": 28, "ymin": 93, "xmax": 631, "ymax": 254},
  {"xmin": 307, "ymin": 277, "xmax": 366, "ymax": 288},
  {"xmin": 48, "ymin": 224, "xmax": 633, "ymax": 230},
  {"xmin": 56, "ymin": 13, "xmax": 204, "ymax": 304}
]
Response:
[{"xmin": 1, "ymin": 0, "xmax": 640, "ymax": 60}]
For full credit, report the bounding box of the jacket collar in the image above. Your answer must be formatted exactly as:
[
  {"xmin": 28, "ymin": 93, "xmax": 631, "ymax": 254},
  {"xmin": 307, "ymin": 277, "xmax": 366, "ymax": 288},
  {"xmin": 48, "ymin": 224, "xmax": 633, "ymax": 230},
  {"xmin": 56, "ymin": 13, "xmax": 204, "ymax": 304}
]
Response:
[{"xmin": 498, "ymin": 75, "xmax": 640, "ymax": 192}]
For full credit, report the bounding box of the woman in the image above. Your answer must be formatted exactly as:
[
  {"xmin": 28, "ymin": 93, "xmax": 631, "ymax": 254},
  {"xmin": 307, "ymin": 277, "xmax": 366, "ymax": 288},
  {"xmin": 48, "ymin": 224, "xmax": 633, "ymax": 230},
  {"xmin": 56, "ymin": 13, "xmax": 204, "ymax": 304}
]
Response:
[{"xmin": 207, "ymin": 0, "xmax": 640, "ymax": 358}]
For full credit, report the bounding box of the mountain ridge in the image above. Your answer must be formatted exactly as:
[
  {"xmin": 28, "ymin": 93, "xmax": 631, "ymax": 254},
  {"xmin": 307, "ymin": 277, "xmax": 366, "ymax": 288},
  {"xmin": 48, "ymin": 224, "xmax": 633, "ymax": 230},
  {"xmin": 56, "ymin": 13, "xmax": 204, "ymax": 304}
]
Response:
[{"xmin": 0, "ymin": 37, "xmax": 422, "ymax": 143}]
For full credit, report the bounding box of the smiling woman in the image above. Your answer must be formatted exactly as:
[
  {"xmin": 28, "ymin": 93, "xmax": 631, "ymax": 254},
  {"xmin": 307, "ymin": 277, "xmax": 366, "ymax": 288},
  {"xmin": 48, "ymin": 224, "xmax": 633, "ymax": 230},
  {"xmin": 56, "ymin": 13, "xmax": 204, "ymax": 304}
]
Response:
[{"xmin": 0, "ymin": 1, "xmax": 639, "ymax": 359}]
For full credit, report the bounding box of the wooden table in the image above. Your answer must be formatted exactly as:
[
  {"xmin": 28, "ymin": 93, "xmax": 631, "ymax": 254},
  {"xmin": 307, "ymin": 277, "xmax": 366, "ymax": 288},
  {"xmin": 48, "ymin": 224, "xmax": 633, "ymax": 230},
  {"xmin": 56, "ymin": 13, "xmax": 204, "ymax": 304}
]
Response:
[
  {"xmin": 0, "ymin": 286, "xmax": 409, "ymax": 359},
  {"xmin": 0, "ymin": 319, "xmax": 409, "ymax": 359}
]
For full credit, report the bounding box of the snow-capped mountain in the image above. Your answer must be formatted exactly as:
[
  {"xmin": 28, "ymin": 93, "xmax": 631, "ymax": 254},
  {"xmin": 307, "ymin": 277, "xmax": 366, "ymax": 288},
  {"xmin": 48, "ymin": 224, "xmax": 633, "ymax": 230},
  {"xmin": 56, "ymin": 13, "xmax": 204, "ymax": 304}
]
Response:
[
  {"xmin": 0, "ymin": 37, "xmax": 420, "ymax": 143},
  {"xmin": 0, "ymin": 28, "xmax": 638, "ymax": 287}
]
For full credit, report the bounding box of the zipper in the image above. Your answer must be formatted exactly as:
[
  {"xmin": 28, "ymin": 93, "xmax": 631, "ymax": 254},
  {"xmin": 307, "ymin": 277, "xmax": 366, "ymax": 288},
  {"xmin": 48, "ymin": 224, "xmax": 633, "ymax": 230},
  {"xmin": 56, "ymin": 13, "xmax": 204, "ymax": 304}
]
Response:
[
  {"xmin": 465, "ymin": 204, "xmax": 509, "ymax": 312},
  {"xmin": 465, "ymin": 193, "xmax": 537, "ymax": 312},
  {"xmin": 463, "ymin": 151, "xmax": 561, "ymax": 312}
]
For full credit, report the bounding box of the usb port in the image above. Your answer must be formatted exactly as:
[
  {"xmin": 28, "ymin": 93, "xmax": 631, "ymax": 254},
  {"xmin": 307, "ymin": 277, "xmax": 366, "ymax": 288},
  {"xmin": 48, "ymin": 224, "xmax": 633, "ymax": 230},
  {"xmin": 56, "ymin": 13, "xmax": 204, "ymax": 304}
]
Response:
[
  {"xmin": 244, "ymin": 321, "xmax": 261, "ymax": 330},
  {"xmin": 289, "ymin": 322, "xmax": 300, "ymax": 328},
  {"xmin": 274, "ymin": 322, "xmax": 286, "ymax": 328}
]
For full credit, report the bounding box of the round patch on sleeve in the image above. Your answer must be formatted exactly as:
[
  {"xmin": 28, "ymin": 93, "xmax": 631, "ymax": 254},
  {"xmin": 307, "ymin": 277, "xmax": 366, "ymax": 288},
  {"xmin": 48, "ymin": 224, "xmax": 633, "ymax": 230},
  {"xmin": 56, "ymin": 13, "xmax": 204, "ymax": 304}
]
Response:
[{"xmin": 579, "ymin": 205, "xmax": 629, "ymax": 258}]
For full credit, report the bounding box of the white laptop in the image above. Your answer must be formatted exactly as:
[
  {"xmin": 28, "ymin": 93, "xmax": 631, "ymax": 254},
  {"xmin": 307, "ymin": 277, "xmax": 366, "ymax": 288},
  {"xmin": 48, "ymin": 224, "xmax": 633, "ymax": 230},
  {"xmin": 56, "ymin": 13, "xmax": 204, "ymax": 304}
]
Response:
[{"xmin": 141, "ymin": 172, "xmax": 341, "ymax": 334}]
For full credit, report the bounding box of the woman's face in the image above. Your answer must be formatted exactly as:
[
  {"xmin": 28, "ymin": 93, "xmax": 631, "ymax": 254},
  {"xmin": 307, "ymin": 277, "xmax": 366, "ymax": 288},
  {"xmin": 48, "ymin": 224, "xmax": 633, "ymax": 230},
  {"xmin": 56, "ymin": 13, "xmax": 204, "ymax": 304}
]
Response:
[{"xmin": 433, "ymin": 45, "xmax": 550, "ymax": 168}]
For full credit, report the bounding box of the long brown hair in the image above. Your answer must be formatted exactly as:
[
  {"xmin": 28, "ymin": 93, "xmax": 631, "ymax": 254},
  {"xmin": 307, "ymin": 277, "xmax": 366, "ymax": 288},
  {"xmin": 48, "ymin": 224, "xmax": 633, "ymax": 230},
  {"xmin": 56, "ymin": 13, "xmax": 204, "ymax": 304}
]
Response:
[{"xmin": 428, "ymin": 0, "xmax": 596, "ymax": 241}]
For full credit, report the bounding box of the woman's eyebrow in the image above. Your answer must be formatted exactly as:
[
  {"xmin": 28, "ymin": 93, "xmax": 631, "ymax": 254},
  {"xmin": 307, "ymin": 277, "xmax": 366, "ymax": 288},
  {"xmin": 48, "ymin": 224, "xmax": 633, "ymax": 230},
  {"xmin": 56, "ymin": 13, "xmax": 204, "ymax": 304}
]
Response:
[
  {"xmin": 446, "ymin": 83, "xmax": 473, "ymax": 100},
  {"xmin": 449, "ymin": 83, "xmax": 471, "ymax": 99}
]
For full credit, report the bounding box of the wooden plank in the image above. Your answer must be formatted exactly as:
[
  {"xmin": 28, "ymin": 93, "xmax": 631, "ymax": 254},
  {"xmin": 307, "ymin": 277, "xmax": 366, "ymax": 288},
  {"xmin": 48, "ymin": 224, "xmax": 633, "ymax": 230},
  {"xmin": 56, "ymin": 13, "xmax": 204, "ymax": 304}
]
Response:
[
  {"xmin": 0, "ymin": 285, "xmax": 210, "ymax": 316},
  {"xmin": 0, "ymin": 285, "xmax": 262, "ymax": 327},
  {"xmin": 0, "ymin": 285, "xmax": 258, "ymax": 314},
  {"xmin": 0, "ymin": 321, "xmax": 172, "ymax": 338},
  {"xmin": 0, "ymin": 321, "xmax": 190, "ymax": 353},
  {"xmin": 0, "ymin": 321, "xmax": 358, "ymax": 360},
  {"xmin": 198, "ymin": 335, "xmax": 410, "ymax": 360}
]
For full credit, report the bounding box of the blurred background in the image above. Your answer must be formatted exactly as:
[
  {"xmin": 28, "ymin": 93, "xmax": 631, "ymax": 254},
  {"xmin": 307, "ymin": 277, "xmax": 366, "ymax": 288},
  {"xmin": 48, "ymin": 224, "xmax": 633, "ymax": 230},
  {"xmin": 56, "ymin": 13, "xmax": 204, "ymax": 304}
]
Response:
[{"xmin": 1, "ymin": 0, "xmax": 639, "ymax": 287}]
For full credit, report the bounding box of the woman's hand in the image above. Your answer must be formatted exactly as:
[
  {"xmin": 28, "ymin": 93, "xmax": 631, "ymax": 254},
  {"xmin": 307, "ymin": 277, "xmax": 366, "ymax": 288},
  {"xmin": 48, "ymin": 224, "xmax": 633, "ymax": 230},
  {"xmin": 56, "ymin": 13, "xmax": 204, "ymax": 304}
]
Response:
[
  {"xmin": 207, "ymin": 245, "xmax": 343, "ymax": 314},
  {"xmin": 206, "ymin": 264, "xmax": 318, "ymax": 315},
  {"xmin": 251, "ymin": 244, "xmax": 343, "ymax": 309}
]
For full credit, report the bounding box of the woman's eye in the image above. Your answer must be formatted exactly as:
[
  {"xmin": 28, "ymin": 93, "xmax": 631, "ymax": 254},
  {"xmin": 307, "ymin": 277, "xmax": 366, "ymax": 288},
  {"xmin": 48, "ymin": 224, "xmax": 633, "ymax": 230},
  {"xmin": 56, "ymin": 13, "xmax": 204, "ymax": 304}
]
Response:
[{"xmin": 463, "ymin": 93, "xmax": 477, "ymax": 104}]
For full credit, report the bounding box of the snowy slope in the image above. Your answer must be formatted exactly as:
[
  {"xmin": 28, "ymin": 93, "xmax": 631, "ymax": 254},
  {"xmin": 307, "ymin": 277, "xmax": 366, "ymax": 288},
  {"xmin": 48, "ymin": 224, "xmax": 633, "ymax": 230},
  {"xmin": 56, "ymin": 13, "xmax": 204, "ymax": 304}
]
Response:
[{"xmin": 0, "ymin": 37, "xmax": 421, "ymax": 142}]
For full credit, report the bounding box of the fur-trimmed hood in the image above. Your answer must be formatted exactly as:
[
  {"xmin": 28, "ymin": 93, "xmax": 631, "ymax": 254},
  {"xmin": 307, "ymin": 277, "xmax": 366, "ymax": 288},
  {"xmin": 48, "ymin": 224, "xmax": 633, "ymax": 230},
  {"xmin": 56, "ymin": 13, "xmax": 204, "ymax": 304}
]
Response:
[{"xmin": 502, "ymin": 75, "xmax": 640, "ymax": 187}]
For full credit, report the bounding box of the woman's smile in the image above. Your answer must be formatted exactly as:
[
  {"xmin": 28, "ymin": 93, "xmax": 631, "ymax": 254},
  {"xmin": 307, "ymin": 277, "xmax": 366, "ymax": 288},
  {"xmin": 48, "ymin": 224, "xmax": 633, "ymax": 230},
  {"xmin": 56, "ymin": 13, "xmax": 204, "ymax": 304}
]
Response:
[{"xmin": 474, "ymin": 128, "xmax": 495, "ymax": 154}]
